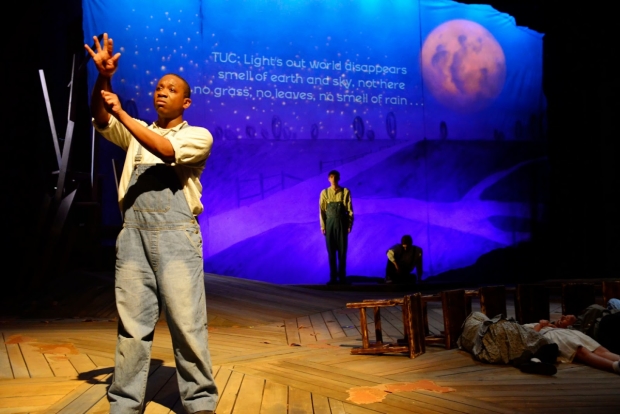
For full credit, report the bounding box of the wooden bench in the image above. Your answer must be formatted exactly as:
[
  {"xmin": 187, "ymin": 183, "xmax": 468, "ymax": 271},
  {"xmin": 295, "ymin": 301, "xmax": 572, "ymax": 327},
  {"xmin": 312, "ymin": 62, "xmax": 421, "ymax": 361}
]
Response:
[
  {"xmin": 562, "ymin": 282, "xmax": 596, "ymax": 316},
  {"xmin": 346, "ymin": 293, "xmax": 425, "ymax": 358},
  {"xmin": 478, "ymin": 285, "xmax": 508, "ymax": 319},
  {"xmin": 602, "ymin": 280, "xmax": 620, "ymax": 305},
  {"xmin": 515, "ymin": 284, "xmax": 550, "ymax": 324},
  {"xmin": 423, "ymin": 289, "xmax": 470, "ymax": 350}
]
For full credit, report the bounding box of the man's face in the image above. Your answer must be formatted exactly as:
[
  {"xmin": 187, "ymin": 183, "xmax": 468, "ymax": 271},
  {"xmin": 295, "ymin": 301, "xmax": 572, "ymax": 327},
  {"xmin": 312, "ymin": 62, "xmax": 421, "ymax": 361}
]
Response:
[
  {"xmin": 328, "ymin": 174, "xmax": 339, "ymax": 187},
  {"xmin": 153, "ymin": 75, "xmax": 191, "ymax": 118},
  {"xmin": 402, "ymin": 244, "xmax": 408, "ymax": 251}
]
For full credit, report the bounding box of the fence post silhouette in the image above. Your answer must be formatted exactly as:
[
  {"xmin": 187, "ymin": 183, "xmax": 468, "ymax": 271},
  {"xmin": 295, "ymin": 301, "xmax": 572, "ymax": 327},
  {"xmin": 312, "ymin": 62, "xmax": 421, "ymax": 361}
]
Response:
[{"xmin": 236, "ymin": 176, "xmax": 240, "ymax": 207}]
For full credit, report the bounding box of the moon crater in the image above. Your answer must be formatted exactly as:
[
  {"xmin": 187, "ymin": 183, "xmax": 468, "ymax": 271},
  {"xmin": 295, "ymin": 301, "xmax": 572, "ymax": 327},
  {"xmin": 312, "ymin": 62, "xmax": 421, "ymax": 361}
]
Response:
[{"xmin": 421, "ymin": 19, "xmax": 506, "ymax": 113}]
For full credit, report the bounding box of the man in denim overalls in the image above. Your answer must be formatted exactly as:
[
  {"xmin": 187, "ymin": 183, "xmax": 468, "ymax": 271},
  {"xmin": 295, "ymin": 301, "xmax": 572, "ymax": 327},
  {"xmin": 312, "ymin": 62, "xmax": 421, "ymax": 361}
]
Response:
[
  {"xmin": 319, "ymin": 170, "xmax": 354, "ymax": 285},
  {"xmin": 85, "ymin": 33, "xmax": 217, "ymax": 414}
]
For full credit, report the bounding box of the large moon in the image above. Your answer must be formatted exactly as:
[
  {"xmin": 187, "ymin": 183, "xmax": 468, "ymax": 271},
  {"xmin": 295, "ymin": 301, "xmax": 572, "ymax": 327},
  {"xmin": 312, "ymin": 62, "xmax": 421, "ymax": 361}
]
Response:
[{"xmin": 421, "ymin": 19, "xmax": 506, "ymax": 113}]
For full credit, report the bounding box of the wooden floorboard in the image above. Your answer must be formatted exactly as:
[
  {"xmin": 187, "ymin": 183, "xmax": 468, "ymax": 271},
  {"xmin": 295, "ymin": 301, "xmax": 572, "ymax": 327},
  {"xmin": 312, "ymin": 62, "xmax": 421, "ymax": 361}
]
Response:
[
  {"xmin": 260, "ymin": 380, "xmax": 288, "ymax": 414},
  {"xmin": 0, "ymin": 334, "xmax": 12, "ymax": 380},
  {"xmin": 332, "ymin": 309, "xmax": 361, "ymax": 337},
  {"xmin": 287, "ymin": 387, "xmax": 313, "ymax": 414},
  {"xmin": 215, "ymin": 370, "xmax": 244, "ymax": 414},
  {"xmin": 1, "ymin": 274, "xmax": 619, "ymax": 413},
  {"xmin": 143, "ymin": 371, "xmax": 180, "ymax": 414},
  {"xmin": 5, "ymin": 342, "xmax": 29, "ymax": 379},
  {"xmin": 321, "ymin": 310, "xmax": 347, "ymax": 339}
]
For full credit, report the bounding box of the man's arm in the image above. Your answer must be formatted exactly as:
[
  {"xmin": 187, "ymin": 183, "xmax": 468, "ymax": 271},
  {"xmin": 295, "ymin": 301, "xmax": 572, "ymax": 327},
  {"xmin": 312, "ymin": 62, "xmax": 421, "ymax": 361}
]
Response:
[
  {"xmin": 84, "ymin": 34, "xmax": 119, "ymax": 127},
  {"xmin": 100, "ymin": 91, "xmax": 175, "ymax": 162},
  {"xmin": 319, "ymin": 190, "xmax": 326, "ymax": 234},
  {"xmin": 85, "ymin": 33, "xmax": 175, "ymax": 162},
  {"xmin": 91, "ymin": 75, "xmax": 112, "ymax": 126},
  {"xmin": 387, "ymin": 248, "xmax": 399, "ymax": 272},
  {"xmin": 415, "ymin": 247, "xmax": 423, "ymax": 279},
  {"xmin": 533, "ymin": 320, "xmax": 556, "ymax": 332},
  {"xmin": 346, "ymin": 188, "xmax": 353, "ymax": 233}
]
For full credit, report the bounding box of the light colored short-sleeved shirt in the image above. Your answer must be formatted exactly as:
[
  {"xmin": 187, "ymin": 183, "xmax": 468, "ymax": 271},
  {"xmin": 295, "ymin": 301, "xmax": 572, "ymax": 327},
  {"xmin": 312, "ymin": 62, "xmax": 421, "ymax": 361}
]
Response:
[
  {"xmin": 94, "ymin": 116, "xmax": 213, "ymax": 215},
  {"xmin": 319, "ymin": 187, "xmax": 353, "ymax": 231}
]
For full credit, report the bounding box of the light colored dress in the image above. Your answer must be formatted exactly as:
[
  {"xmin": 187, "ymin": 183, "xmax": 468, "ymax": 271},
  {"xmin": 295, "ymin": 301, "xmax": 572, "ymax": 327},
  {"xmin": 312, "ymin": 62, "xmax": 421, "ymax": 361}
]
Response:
[
  {"xmin": 523, "ymin": 324, "xmax": 601, "ymax": 362},
  {"xmin": 459, "ymin": 312, "xmax": 551, "ymax": 364}
]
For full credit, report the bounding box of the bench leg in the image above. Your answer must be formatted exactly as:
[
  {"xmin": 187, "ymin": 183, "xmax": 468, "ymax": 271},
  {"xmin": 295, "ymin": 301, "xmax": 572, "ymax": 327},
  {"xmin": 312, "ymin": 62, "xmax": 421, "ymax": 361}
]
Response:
[
  {"xmin": 373, "ymin": 307, "xmax": 383, "ymax": 345},
  {"xmin": 404, "ymin": 294, "xmax": 425, "ymax": 358},
  {"xmin": 359, "ymin": 308, "xmax": 369, "ymax": 349},
  {"xmin": 423, "ymin": 302, "xmax": 430, "ymax": 336}
]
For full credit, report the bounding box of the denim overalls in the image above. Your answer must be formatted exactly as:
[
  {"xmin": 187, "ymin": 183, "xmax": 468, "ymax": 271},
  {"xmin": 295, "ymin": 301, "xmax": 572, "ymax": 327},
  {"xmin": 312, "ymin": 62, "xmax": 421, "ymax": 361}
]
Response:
[
  {"xmin": 325, "ymin": 200, "xmax": 349, "ymax": 283},
  {"xmin": 108, "ymin": 141, "xmax": 217, "ymax": 413}
]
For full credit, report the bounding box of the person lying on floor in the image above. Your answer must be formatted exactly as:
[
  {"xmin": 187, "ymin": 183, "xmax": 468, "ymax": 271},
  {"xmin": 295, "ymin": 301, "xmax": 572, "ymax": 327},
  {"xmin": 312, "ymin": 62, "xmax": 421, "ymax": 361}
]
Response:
[
  {"xmin": 458, "ymin": 312, "xmax": 559, "ymax": 375},
  {"xmin": 525, "ymin": 316, "xmax": 620, "ymax": 375},
  {"xmin": 567, "ymin": 298, "xmax": 620, "ymax": 354}
]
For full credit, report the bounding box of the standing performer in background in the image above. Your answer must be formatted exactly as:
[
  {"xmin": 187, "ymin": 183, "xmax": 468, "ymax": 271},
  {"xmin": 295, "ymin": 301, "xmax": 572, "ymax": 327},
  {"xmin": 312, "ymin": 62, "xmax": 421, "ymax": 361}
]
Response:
[
  {"xmin": 85, "ymin": 33, "xmax": 218, "ymax": 414},
  {"xmin": 320, "ymin": 170, "xmax": 353, "ymax": 285}
]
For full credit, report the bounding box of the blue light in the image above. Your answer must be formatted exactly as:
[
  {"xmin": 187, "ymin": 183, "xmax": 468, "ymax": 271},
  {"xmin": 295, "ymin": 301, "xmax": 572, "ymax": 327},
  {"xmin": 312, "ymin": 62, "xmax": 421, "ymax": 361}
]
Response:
[{"xmin": 85, "ymin": 0, "xmax": 546, "ymax": 284}]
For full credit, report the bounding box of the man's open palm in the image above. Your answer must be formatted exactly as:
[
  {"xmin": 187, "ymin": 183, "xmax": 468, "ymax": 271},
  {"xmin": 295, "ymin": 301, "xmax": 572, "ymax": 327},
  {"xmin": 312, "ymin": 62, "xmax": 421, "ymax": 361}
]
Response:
[{"xmin": 84, "ymin": 33, "xmax": 120, "ymax": 77}]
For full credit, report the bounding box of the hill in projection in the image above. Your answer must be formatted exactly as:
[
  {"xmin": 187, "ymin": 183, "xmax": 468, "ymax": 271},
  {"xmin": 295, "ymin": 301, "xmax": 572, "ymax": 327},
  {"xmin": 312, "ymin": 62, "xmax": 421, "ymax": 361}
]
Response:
[
  {"xmin": 203, "ymin": 139, "xmax": 548, "ymax": 284},
  {"xmin": 83, "ymin": 0, "xmax": 546, "ymax": 284}
]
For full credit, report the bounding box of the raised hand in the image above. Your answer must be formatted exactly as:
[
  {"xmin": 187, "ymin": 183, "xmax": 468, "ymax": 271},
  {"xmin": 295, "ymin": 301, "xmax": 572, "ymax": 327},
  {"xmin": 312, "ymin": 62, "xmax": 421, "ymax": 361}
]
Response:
[{"xmin": 84, "ymin": 33, "xmax": 120, "ymax": 77}]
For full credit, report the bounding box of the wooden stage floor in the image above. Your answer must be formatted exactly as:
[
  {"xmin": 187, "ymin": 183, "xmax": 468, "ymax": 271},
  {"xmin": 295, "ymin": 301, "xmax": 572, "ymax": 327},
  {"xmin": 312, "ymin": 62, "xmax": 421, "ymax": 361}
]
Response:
[{"xmin": 1, "ymin": 274, "xmax": 618, "ymax": 413}]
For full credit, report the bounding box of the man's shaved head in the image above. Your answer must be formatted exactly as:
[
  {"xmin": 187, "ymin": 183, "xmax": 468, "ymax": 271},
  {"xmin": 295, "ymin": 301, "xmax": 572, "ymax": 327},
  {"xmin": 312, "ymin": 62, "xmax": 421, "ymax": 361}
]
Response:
[{"xmin": 162, "ymin": 73, "xmax": 191, "ymax": 98}]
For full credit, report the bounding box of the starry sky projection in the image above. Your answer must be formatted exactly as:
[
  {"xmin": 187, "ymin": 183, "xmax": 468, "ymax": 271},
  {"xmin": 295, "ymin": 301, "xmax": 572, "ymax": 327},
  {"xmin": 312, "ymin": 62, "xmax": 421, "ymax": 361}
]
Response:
[
  {"xmin": 84, "ymin": 0, "xmax": 547, "ymax": 284},
  {"xmin": 84, "ymin": 0, "xmax": 543, "ymax": 141}
]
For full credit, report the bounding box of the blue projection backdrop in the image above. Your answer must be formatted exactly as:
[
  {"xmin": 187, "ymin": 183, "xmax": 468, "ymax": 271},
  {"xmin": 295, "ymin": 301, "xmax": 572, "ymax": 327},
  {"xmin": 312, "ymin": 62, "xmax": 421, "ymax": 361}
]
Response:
[{"xmin": 84, "ymin": 0, "xmax": 546, "ymax": 284}]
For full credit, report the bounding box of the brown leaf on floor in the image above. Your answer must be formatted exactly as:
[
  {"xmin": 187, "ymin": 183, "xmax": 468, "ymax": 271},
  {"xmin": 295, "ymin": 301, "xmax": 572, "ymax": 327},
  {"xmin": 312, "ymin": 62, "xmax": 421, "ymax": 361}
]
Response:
[
  {"xmin": 347, "ymin": 387, "xmax": 386, "ymax": 404},
  {"xmin": 347, "ymin": 380, "xmax": 455, "ymax": 404},
  {"xmin": 289, "ymin": 343, "xmax": 301, "ymax": 347},
  {"xmin": 30, "ymin": 342, "xmax": 80, "ymax": 355},
  {"xmin": 5, "ymin": 334, "xmax": 37, "ymax": 344},
  {"xmin": 260, "ymin": 341, "xmax": 271, "ymax": 344},
  {"xmin": 297, "ymin": 325, "xmax": 308, "ymax": 329},
  {"xmin": 383, "ymin": 380, "xmax": 455, "ymax": 394},
  {"xmin": 306, "ymin": 343, "xmax": 340, "ymax": 349},
  {"xmin": 47, "ymin": 355, "xmax": 69, "ymax": 361}
]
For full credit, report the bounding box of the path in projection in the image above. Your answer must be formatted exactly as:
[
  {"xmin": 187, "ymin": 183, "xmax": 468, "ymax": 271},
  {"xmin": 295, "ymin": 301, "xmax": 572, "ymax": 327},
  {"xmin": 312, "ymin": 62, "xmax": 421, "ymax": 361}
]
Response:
[{"xmin": 206, "ymin": 141, "xmax": 414, "ymax": 257}]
